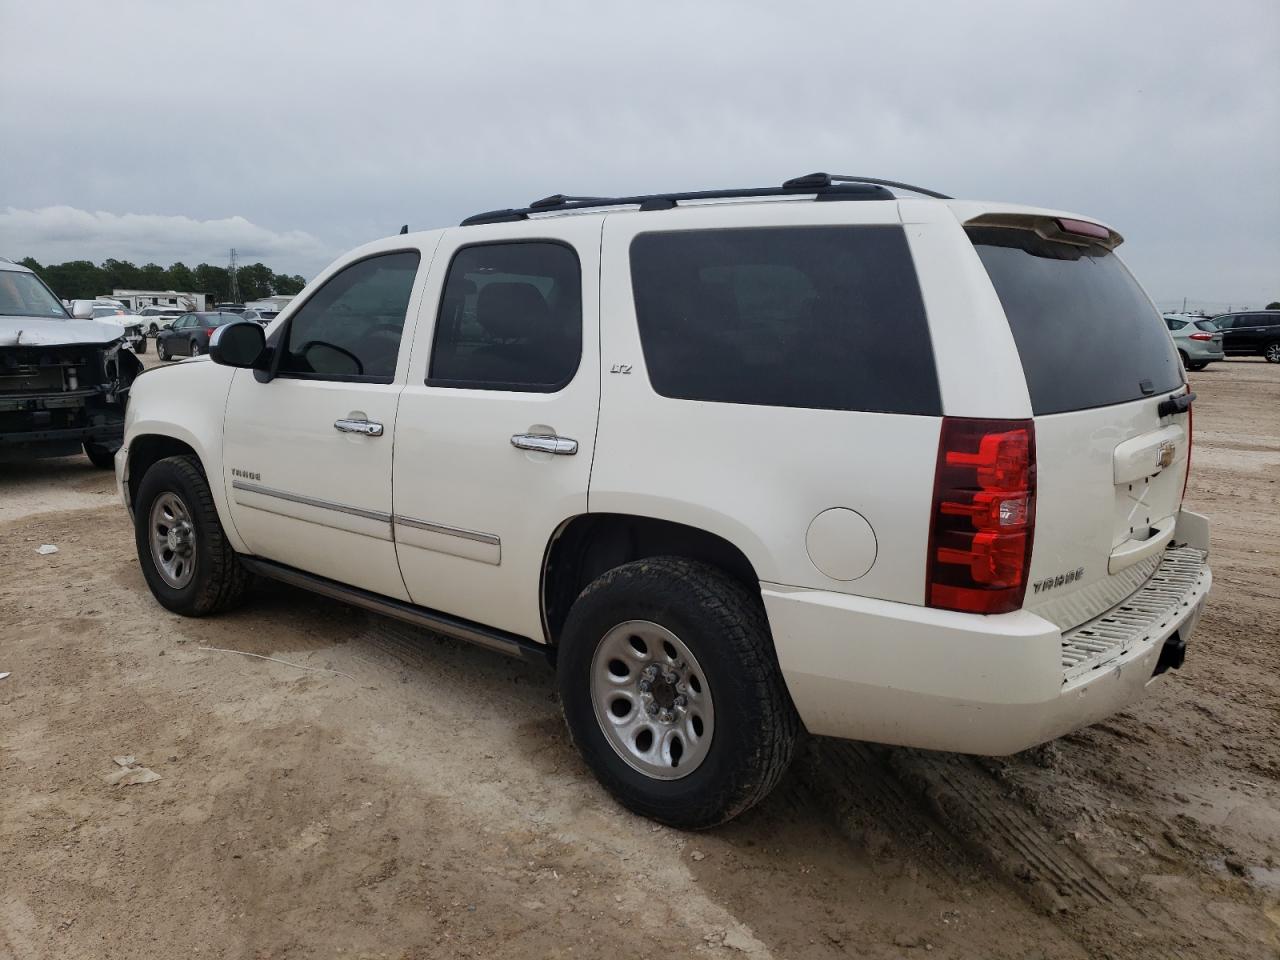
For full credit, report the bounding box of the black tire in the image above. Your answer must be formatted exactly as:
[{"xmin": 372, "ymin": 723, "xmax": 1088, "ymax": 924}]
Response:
[
  {"xmin": 133, "ymin": 455, "xmax": 249, "ymax": 616},
  {"xmin": 84, "ymin": 442, "xmax": 117, "ymax": 469},
  {"xmin": 134, "ymin": 338, "xmax": 147, "ymax": 355},
  {"xmin": 1186, "ymin": 361, "xmax": 1208, "ymax": 371},
  {"xmin": 1264, "ymin": 341, "xmax": 1280, "ymax": 364},
  {"xmin": 1177, "ymin": 350, "xmax": 1190, "ymax": 368},
  {"xmin": 557, "ymin": 557, "xmax": 799, "ymax": 829},
  {"xmin": 190, "ymin": 340, "xmax": 202, "ymax": 356},
  {"xmin": 157, "ymin": 339, "xmax": 170, "ymax": 361},
  {"xmin": 149, "ymin": 323, "xmax": 159, "ymax": 335}
]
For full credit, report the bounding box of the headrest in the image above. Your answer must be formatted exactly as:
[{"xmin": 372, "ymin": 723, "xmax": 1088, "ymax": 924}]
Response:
[{"xmin": 475, "ymin": 282, "xmax": 549, "ymax": 340}]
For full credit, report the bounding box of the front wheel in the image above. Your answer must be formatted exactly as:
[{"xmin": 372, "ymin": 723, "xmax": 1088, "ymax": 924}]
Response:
[
  {"xmin": 157, "ymin": 339, "xmax": 170, "ymax": 361},
  {"xmin": 133, "ymin": 455, "xmax": 248, "ymax": 616},
  {"xmin": 1265, "ymin": 341, "xmax": 1280, "ymax": 364},
  {"xmin": 557, "ymin": 557, "xmax": 799, "ymax": 829}
]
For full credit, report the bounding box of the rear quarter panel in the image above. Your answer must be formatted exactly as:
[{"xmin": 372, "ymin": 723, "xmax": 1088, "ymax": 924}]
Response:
[{"xmin": 592, "ymin": 202, "xmax": 944, "ymax": 603}]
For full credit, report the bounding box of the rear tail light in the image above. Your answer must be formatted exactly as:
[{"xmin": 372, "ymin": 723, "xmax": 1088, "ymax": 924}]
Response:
[
  {"xmin": 1055, "ymin": 217, "xmax": 1111, "ymax": 241},
  {"xmin": 927, "ymin": 418, "xmax": 1036, "ymax": 615},
  {"xmin": 1188, "ymin": 332, "xmax": 1214, "ymax": 342}
]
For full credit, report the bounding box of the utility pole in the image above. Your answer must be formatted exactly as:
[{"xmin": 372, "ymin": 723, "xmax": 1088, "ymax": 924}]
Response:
[
  {"xmin": 1182, "ymin": 296, "xmax": 1187, "ymax": 312},
  {"xmin": 228, "ymin": 248, "xmax": 241, "ymax": 304}
]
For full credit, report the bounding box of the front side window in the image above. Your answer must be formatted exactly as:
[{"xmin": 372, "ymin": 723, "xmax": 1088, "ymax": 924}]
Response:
[
  {"xmin": 629, "ymin": 225, "xmax": 941, "ymax": 414},
  {"xmin": 278, "ymin": 251, "xmax": 420, "ymax": 382},
  {"xmin": 428, "ymin": 242, "xmax": 582, "ymax": 391}
]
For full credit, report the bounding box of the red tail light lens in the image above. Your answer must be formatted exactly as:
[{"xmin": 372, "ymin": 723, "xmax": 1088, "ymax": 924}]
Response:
[
  {"xmin": 1188, "ymin": 332, "xmax": 1214, "ymax": 342},
  {"xmin": 927, "ymin": 418, "xmax": 1036, "ymax": 615}
]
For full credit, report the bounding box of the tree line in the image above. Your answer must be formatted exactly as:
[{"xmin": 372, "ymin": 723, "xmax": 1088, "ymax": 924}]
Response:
[{"xmin": 18, "ymin": 257, "xmax": 309, "ymax": 303}]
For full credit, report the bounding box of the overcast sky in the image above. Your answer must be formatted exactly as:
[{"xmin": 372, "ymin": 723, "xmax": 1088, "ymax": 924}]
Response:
[{"xmin": 2, "ymin": 0, "xmax": 1276, "ymax": 309}]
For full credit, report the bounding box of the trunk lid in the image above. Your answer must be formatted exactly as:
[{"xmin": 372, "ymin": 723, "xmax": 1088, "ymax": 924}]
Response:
[{"xmin": 967, "ymin": 217, "xmax": 1189, "ymax": 630}]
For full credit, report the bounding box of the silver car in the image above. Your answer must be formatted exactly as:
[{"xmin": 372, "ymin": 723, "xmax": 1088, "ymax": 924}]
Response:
[{"xmin": 1164, "ymin": 314, "xmax": 1224, "ymax": 370}]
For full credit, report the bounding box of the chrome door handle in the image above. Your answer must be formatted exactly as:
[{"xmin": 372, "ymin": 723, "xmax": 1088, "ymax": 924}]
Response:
[
  {"xmin": 511, "ymin": 433, "xmax": 577, "ymax": 455},
  {"xmin": 334, "ymin": 418, "xmax": 384, "ymax": 437}
]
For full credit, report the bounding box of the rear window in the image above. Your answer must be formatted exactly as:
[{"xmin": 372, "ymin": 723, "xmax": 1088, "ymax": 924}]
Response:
[
  {"xmin": 628, "ymin": 226, "xmax": 941, "ymax": 415},
  {"xmin": 969, "ymin": 227, "xmax": 1182, "ymax": 415}
]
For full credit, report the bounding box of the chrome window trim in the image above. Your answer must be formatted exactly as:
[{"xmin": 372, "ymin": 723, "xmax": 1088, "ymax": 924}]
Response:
[
  {"xmin": 392, "ymin": 515, "xmax": 500, "ymax": 546},
  {"xmin": 231, "ymin": 479, "xmax": 392, "ymax": 524}
]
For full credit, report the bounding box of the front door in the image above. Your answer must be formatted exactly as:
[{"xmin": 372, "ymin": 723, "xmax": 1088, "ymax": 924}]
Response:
[
  {"xmin": 222, "ymin": 246, "xmax": 430, "ymax": 599},
  {"xmin": 392, "ymin": 219, "xmax": 602, "ymax": 639}
]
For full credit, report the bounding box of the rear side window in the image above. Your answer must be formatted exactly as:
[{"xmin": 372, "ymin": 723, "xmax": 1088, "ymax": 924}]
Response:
[
  {"xmin": 1165, "ymin": 318, "xmax": 1186, "ymax": 331},
  {"xmin": 1193, "ymin": 319, "xmax": 1219, "ymax": 332},
  {"xmin": 428, "ymin": 242, "xmax": 582, "ymax": 392},
  {"xmin": 629, "ymin": 226, "xmax": 941, "ymax": 415},
  {"xmin": 969, "ymin": 227, "xmax": 1182, "ymax": 415}
]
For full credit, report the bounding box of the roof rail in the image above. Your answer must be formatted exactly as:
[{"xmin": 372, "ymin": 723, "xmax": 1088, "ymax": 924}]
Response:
[
  {"xmin": 782, "ymin": 172, "xmax": 952, "ymax": 200},
  {"xmin": 459, "ymin": 172, "xmax": 949, "ymax": 226}
]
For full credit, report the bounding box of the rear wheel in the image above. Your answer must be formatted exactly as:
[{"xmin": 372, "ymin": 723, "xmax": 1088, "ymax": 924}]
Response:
[
  {"xmin": 157, "ymin": 339, "xmax": 170, "ymax": 361},
  {"xmin": 133, "ymin": 455, "xmax": 248, "ymax": 616},
  {"xmin": 557, "ymin": 557, "xmax": 799, "ymax": 829},
  {"xmin": 83, "ymin": 442, "xmax": 116, "ymax": 469},
  {"xmin": 1187, "ymin": 360, "xmax": 1208, "ymax": 371},
  {"xmin": 148, "ymin": 322, "xmax": 159, "ymax": 335},
  {"xmin": 1177, "ymin": 350, "xmax": 1190, "ymax": 368},
  {"xmin": 133, "ymin": 338, "xmax": 147, "ymax": 355},
  {"xmin": 1265, "ymin": 341, "xmax": 1280, "ymax": 363},
  {"xmin": 190, "ymin": 340, "xmax": 202, "ymax": 356}
]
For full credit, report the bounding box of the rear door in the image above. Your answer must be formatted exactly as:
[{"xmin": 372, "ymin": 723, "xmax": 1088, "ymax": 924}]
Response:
[
  {"xmin": 391, "ymin": 218, "xmax": 601, "ymax": 640},
  {"xmin": 967, "ymin": 222, "xmax": 1191, "ymax": 630},
  {"xmin": 1218, "ymin": 314, "xmax": 1248, "ymax": 354}
]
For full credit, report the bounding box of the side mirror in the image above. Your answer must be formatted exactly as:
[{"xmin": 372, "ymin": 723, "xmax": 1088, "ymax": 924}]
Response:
[
  {"xmin": 70, "ymin": 300, "xmax": 94, "ymax": 319},
  {"xmin": 209, "ymin": 321, "xmax": 267, "ymax": 369}
]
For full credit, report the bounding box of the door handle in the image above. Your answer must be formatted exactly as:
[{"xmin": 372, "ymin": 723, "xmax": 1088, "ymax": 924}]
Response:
[
  {"xmin": 511, "ymin": 433, "xmax": 577, "ymax": 455},
  {"xmin": 334, "ymin": 418, "xmax": 384, "ymax": 437}
]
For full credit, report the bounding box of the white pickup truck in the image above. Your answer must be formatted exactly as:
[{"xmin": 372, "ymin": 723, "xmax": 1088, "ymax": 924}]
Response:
[{"xmin": 116, "ymin": 174, "xmax": 1211, "ymax": 827}]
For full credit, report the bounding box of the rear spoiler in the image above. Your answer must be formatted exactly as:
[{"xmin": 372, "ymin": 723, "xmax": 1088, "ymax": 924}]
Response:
[{"xmin": 964, "ymin": 212, "xmax": 1123, "ymax": 250}]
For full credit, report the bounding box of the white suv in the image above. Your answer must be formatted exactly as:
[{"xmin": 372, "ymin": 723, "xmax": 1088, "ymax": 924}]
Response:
[{"xmin": 115, "ymin": 174, "xmax": 1211, "ymax": 827}]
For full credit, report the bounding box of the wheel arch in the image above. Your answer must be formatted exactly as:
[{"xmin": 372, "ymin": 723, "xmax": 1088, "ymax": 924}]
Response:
[{"xmin": 540, "ymin": 512, "xmax": 762, "ymax": 645}]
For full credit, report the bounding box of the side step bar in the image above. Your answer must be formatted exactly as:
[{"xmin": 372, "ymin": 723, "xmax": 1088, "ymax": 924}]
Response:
[{"xmin": 240, "ymin": 557, "xmax": 549, "ymax": 664}]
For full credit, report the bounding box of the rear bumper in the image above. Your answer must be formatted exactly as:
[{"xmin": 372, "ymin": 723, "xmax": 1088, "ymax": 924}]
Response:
[
  {"xmin": 763, "ymin": 510, "xmax": 1211, "ymax": 755},
  {"xmin": 1181, "ymin": 340, "xmax": 1224, "ymax": 362}
]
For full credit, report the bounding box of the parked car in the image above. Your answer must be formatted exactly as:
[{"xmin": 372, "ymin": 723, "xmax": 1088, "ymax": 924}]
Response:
[
  {"xmin": 1163, "ymin": 314, "xmax": 1222, "ymax": 370},
  {"xmin": 1212, "ymin": 310, "xmax": 1280, "ymax": 362},
  {"xmin": 214, "ymin": 303, "xmax": 247, "ymax": 314},
  {"xmin": 1, "ymin": 259, "xmax": 142, "ymax": 467},
  {"xmin": 137, "ymin": 306, "xmax": 188, "ymax": 335},
  {"xmin": 116, "ymin": 173, "xmax": 1211, "ymax": 827},
  {"xmin": 240, "ymin": 309, "xmax": 278, "ymax": 323},
  {"xmin": 154, "ymin": 312, "xmax": 241, "ymax": 360},
  {"xmin": 82, "ymin": 302, "xmax": 148, "ymax": 355}
]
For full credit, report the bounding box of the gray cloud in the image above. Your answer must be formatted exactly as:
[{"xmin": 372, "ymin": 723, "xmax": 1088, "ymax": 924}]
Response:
[
  {"xmin": 1, "ymin": 0, "xmax": 1276, "ymax": 305},
  {"xmin": 1, "ymin": 206, "xmax": 329, "ymax": 274}
]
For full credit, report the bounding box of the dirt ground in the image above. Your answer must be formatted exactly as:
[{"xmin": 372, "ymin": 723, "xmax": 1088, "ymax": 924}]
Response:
[{"xmin": 2, "ymin": 357, "xmax": 1277, "ymax": 960}]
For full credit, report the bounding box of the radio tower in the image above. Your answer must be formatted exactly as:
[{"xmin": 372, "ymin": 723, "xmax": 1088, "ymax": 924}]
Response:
[{"xmin": 227, "ymin": 247, "xmax": 242, "ymax": 303}]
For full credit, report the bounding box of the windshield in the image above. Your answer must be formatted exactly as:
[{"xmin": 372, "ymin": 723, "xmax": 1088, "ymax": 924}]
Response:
[
  {"xmin": 0, "ymin": 270, "xmax": 69, "ymax": 319},
  {"xmin": 206, "ymin": 313, "xmax": 239, "ymax": 326}
]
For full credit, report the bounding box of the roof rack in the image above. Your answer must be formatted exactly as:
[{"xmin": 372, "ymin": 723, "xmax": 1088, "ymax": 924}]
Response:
[{"xmin": 460, "ymin": 172, "xmax": 951, "ymax": 226}]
